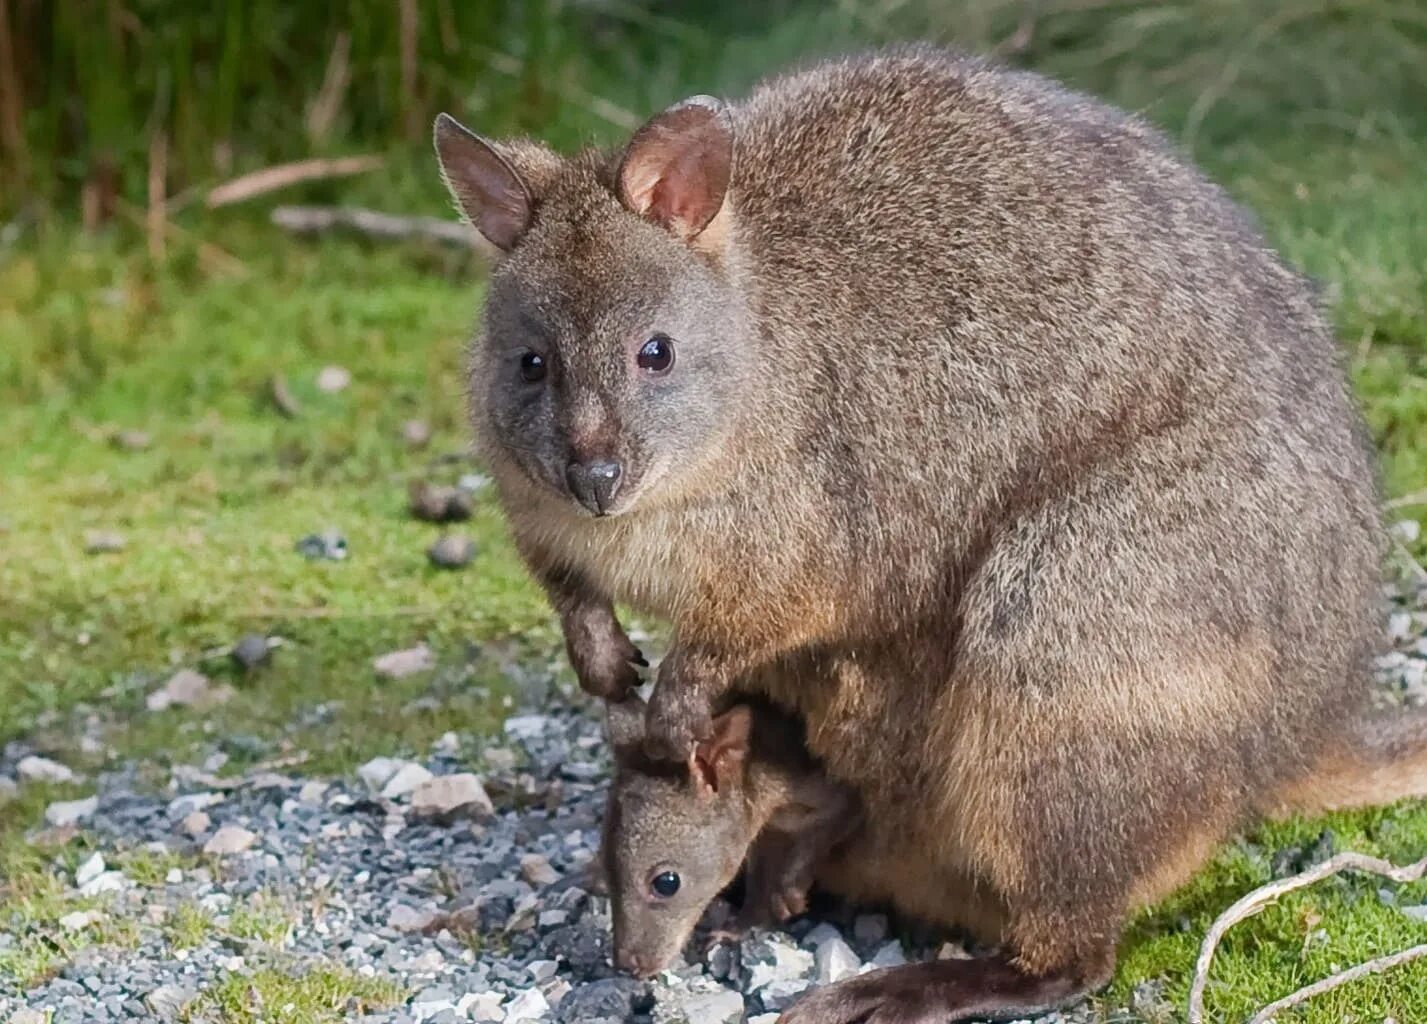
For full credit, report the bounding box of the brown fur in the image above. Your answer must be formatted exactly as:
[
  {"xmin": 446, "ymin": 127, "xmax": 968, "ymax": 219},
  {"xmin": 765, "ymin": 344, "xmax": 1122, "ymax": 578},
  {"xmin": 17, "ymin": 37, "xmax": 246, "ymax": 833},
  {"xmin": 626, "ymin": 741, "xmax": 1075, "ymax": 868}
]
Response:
[
  {"xmin": 601, "ymin": 697, "xmax": 860, "ymax": 976},
  {"xmin": 437, "ymin": 46, "xmax": 1402, "ymax": 1021}
]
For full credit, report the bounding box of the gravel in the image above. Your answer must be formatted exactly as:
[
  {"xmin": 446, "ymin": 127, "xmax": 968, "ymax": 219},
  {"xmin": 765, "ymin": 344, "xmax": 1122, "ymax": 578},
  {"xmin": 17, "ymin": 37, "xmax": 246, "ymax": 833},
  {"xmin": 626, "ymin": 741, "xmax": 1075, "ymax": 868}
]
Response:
[{"xmin": 8, "ymin": 573, "xmax": 1424, "ymax": 1023}]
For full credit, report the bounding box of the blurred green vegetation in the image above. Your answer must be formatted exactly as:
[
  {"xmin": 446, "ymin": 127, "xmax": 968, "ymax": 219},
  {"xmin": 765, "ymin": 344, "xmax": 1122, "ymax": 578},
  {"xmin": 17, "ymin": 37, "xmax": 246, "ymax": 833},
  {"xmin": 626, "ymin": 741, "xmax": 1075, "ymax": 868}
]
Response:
[{"xmin": 3, "ymin": 1, "xmax": 1427, "ymax": 1020}]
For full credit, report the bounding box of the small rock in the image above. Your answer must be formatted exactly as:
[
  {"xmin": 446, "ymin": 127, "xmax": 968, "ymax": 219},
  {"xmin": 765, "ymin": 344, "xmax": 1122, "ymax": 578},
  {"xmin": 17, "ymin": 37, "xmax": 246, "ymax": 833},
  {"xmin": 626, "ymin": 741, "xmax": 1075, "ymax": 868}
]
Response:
[
  {"xmin": 75, "ymin": 851, "xmax": 106, "ymax": 886},
  {"xmin": 389, "ymin": 904, "xmax": 438, "ymax": 933},
  {"xmin": 528, "ymin": 959, "xmax": 560, "ymax": 983},
  {"xmin": 145, "ymin": 983, "xmax": 194, "ymax": 1020},
  {"xmin": 458, "ymin": 473, "xmax": 491, "ymax": 493},
  {"xmin": 112, "ymin": 428, "xmax": 152, "ymax": 451},
  {"xmin": 427, "ymin": 533, "xmax": 475, "ymax": 569},
  {"xmin": 358, "ymin": 756, "xmax": 405, "ymax": 792},
  {"xmin": 801, "ymin": 922, "xmax": 842, "ymax": 949},
  {"xmin": 459, "ymin": 991, "xmax": 507, "ymax": 1022},
  {"xmin": 84, "ymin": 529, "xmax": 126, "ymax": 554},
  {"xmin": 411, "ymin": 985, "xmax": 457, "ymax": 1018},
  {"xmin": 297, "ymin": 780, "xmax": 329, "ymax": 804},
  {"xmin": 230, "ymin": 633, "xmax": 272, "ymax": 671},
  {"xmin": 147, "ymin": 669, "xmax": 231, "ymax": 711},
  {"xmin": 409, "ymin": 480, "xmax": 474, "ymax": 523},
  {"xmin": 669, "ymin": 988, "xmax": 743, "ymax": 1024},
  {"xmin": 936, "ymin": 941, "xmax": 972, "ymax": 960},
  {"xmin": 505, "ymin": 988, "xmax": 551, "ymax": 1022},
  {"xmin": 169, "ymin": 791, "xmax": 224, "ymax": 817},
  {"xmin": 59, "ymin": 909, "xmax": 105, "ymax": 931},
  {"xmin": 870, "ymin": 940, "xmax": 907, "ymax": 968},
  {"xmin": 746, "ymin": 938, "xmax": 814, "ymax": 992},
  {"xmin": 373, "ymin": 643, "xmax": 435, "ymax": 680},
  {"xmin": 317, "ymin": 364, "xmax": 352, "ymax": 392},
  {"xmin": 44, "ymin": 795, "xmax": 98, "ymax": 827},
  {"xmin": 557, "ymin": 978, "xmax": 646, "ymax": 1023},
  {"xmin": 296, "ymin": 530, "xmax": 348, "ymax": 560},
  {"xmin": 165, "ymin": 867, "xmax": 183, "ymax": 884},
  {"xmin": 10, "ymin": 1009, "xmax": 48, "ymax": 1024},
  {"xmin": 402, "ymin": 419, "xmax": 432, "ymax": 448},
  {"xmin": 381, "ymin": 762, "xmax": 435, "ymax": 799},
  {"xmin": 411, "ymin": 773, "xmax": 494, "ymax": 819},
  {"xmin": 1392, "ymin": 519, "xmax": 1421, "ymax": 544},
  {"xmin": 815, "ymin": 935, "xmax": 860, "ymax": 984},
  {"xmin": 853, "ymin": 913, "xmax": 888, "ymax": 945},
  {"xmin": 520, "ymin": 853, "xmax": 560, "ymax": 887},
  {"xmin": 79, "ymin": 870, "xmax": 128, "ymax": 896},
  {"xmin": 18, "ymin": 754, "xmax": 76, "ymax": 783},
  {"xmin": 203, "ymin": 824, "xmax": 257, "ymax": 856},
  {"xmin": 181, "ymin": 810, "xmax": 211, "ymax": 836},
  {"xmin": 1400, "ymin": 904, "xmax": 1427, "ymax": 922},
  {"xmin": 760, "ymin": 978, "xmax": 810, "ymax": 1012},
  {"xmin": 504, "ymin": 715, "xmax": 554, "ymax": 742},
  {"xmin": 749, "ymin": 1016, "xmax": 781, "ymax": 1024}
]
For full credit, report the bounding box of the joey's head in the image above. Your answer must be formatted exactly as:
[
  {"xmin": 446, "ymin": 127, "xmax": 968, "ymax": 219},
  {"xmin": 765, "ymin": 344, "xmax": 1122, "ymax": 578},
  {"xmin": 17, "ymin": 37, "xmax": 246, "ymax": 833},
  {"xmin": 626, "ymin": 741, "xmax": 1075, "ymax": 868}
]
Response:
[
  {"xmin": 601, "ymin": 698, "xmax": 757, "ymax": 977},
  {"xmin": 434, "ymin": 98, "xmax": 753, "ymax": 518}
]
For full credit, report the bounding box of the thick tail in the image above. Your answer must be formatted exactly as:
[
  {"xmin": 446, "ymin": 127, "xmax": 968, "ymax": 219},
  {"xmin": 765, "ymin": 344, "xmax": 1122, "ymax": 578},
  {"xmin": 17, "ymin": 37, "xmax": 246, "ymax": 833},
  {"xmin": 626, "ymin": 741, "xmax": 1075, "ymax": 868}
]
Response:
[{"xmin": 1265, "ymin": 705, "xmax": 1427, "ymax": 818}]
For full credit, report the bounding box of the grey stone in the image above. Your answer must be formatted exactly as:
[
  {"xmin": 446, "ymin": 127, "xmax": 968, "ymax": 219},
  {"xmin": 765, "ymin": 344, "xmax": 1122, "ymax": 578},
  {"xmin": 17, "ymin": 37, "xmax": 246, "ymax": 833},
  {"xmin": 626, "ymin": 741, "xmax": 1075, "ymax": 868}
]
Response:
[
  {"xmin": 660, "ymin": 987, "xmax": 744, "ymax": 1024},
  {"xmin": 814, "ymin": 935, "xmax": 860, "ymax": 984},
  {"xmin": 231, "ymin": 633, "xmax": 272, "ymax": 671},
  {"xmin": 428, "ymin": 533, "xmax": 476, "ymax": 569},
  {"xmin": 44, "ymin": 795, "xmax": 97, "ymax": 826},
  {"xmin": 145, "ymin": 983, "xmax": 194, "ymax": 1020},
  {"xmin": 75, "ymin": 851, "xmax": 106, "ymax": 886},
  {"xmin": 557, "ymin": 978, "xmax": 647, "ymax": 1023},
  {"xmin": 18, "ymin": 754, "xmax": 76, "ymax": 783},
  {"xmin": 411, "ymin": 773, "xmax": 493, "ymax": 819},
  {"xmin": 358, "ymin": 755, "xmax": 405, "ymax": 792},
  {"xmin": 870, "ymin": 940, "xmax": 907, "ymax": 968},
  {"xmin": 382, "ymin": 762, "xmax": 435, "ymax": 799},
  {"xmin": 296, "ymin": 530, "xmax": 348, "ymax": 560},
  {"xmin": 203, "ymin": 824, "xmax": 258, "ymax": 855},
  {"xmin": 505, "ymin": 987, "xmax": 551, "ymax": 1022},
  {"xmin": 374, "ymin": 644, "xmax": 436, "ymax": 679}
]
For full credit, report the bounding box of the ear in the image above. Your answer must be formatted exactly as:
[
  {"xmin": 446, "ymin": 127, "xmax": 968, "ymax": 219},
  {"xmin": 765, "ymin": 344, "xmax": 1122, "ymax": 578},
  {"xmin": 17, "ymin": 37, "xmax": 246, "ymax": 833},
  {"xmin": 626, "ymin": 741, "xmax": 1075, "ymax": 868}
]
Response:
[
  {"xmin": 690, "ymin": 705, "xmax": 752, "ymax": 798},
  {"xmin": 433, "ymin": 113, "xmax": 557, "ymax": 252},
  {"xmin": 616, "ymin": 96, "xmax": 733, "ymax": 243},
  {"xmin": 606, "ymin": 694, "xmax": 648, "ymax": 755}
]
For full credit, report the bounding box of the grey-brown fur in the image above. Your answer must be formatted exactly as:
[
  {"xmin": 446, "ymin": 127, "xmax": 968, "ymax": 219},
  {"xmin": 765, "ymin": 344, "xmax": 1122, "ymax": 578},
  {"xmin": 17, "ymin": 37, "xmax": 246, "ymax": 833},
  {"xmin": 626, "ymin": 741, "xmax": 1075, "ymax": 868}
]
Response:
[
  {"xmin": 436, "ymin": 45, "xmax": 1408, "ymax": 1022},
  {"xmin": 601, "ymin": 696, "xmax": 860, "ymax": 977}
]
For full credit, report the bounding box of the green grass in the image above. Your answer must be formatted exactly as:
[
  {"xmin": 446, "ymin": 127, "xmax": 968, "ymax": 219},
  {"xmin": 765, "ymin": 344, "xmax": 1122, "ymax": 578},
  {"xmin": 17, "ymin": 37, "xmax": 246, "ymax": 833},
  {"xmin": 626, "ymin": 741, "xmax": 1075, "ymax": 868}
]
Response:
[
  {"xmin": 3, "ymin": 1, "xmax": 1427, "ymax": 1020},
  {"xmin": 182, "ymin": 965, "xmax": 405, "ymax": 1023}
]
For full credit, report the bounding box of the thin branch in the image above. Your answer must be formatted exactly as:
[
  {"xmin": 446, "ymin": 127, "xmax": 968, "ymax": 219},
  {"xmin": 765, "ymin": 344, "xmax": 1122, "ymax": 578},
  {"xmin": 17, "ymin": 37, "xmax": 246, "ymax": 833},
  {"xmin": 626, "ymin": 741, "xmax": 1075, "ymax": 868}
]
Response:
[
  {"xmin": 1388, "ymin": 489, "xmax": 1427, "ymax": 509},
  {"xmin": 147, "ymin": 129, "xmax": 167, "ymax": 261},
  {"xmin": 1245, "ymin": 943, "xmax": 1427, "ymax": 1024},
  {"xmin": 306, "ymin": 32, "xmax": 352, "ymax": 145},
  {"xmin": 270, "ymin": 205, "xmax": 475, "ymax": 247},
  {"xmin": 206, "ymin": 155, "xmax": 383, "ymax": 209},
  {"xmin": 1188, "ymin": 851, "xmax": 1427, "ymax": 1024}
]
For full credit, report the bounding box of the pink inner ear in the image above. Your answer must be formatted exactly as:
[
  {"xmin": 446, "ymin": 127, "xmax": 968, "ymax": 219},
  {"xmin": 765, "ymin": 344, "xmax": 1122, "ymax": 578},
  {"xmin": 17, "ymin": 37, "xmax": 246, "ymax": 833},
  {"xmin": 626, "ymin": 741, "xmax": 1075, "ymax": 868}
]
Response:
[
  {"xmin": 617, "ymin": 100, "xmax": 731, "ymax": 240},
  {"xmin": 689, "ymin": 748, "xmax": 720, "ymax": 797}
]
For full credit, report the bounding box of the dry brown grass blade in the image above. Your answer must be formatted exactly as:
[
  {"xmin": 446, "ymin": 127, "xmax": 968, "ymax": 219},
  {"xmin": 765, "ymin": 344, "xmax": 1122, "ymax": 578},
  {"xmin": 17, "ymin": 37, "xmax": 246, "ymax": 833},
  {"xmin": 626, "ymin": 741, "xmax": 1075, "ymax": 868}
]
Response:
[
  {"xmin": 1188, "ymin": 851, "xmax": 1427, "ymax": 1024},
  {"xmin": 306, "ymin": 31, "xmax": 352, "ymax": 145},
  {"xmin": 147, "ymin": 129, "xmax": 167, "ymax": 261},
  {"xmin": 206, "ymin": 155, "xmax": 384, "ymax": 208}
]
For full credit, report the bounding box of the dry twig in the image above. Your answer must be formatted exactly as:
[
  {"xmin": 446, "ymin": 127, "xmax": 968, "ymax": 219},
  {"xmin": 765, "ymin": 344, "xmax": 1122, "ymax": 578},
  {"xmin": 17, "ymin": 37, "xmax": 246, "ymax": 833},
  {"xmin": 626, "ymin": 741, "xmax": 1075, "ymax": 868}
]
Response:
[
  {"xmin": 206, "ymin": 155, "xmax": 383, "ymax": 208},
  {"xmin": 306, "ymin": 32, "xmax": 352, "ymax": 144},
  {"xmin": 270, "ymin": 205, "xmax": 475, "ymax": 247},
  {"xmin": 1188, "ymin": 851, "xmax": 1427, "ymax": 1024}
]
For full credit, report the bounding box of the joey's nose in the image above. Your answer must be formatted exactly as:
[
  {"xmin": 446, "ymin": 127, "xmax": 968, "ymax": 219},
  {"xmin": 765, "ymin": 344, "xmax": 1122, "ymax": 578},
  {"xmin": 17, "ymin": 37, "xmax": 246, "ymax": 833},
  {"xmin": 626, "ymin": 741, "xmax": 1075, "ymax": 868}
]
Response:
[{"xmin": 566, "ymin": 459, "xmax": 623, "ymax": 515}]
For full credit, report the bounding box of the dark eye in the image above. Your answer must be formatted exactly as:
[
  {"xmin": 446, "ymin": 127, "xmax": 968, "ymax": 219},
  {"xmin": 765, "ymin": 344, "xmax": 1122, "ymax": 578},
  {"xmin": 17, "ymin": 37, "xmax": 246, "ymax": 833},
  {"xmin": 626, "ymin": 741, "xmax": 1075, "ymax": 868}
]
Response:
[
  {"xmin": 650, "ymin": 871, "xmax": 680, "ymax": 898},
  {"xmin": 637, "ymin": 334, "xmax": 675, "ymax": 375},
  {"xmin": 519, "ymin": 351, "xmax": 547, "ymax": 384}
]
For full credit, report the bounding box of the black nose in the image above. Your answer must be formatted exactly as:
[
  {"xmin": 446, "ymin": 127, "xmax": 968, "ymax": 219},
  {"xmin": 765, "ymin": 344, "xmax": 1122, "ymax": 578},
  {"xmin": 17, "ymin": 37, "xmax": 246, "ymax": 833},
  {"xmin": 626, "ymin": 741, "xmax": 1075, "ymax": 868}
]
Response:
[{"xmin": 566, "ymin": 459, "xmax": 623, "ymax": 515}]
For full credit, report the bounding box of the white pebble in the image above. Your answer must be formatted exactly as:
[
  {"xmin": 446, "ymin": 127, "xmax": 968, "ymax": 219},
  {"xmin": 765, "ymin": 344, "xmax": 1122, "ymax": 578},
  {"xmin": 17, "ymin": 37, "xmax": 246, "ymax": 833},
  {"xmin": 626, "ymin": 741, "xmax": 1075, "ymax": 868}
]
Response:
[{"xmin": 18, "ymin": 754, "xmax": 76, "ymax": 784}]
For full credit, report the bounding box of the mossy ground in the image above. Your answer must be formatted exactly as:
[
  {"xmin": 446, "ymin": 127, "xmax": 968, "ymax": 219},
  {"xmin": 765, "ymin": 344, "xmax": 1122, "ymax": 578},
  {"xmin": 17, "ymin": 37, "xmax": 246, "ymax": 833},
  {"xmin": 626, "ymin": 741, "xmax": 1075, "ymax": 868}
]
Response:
[{"xmin": 4, "ymin": 3, "xmax": 1427, "ymax": 1019}]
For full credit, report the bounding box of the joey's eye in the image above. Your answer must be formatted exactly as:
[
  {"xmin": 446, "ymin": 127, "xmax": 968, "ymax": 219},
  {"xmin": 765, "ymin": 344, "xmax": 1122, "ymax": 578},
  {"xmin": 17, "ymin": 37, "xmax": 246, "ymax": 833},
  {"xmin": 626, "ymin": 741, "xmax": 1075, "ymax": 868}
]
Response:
[
  {"xmin": 519, "ymin": 351, "xmax": 547, "ymax": 384},
  {"xmin": 650, "ymin": 871, "xmax": 681, "ymax": 899},
  {"xmin": 637, "ymin": 334, "xmax": 675, "ymax": 375}
]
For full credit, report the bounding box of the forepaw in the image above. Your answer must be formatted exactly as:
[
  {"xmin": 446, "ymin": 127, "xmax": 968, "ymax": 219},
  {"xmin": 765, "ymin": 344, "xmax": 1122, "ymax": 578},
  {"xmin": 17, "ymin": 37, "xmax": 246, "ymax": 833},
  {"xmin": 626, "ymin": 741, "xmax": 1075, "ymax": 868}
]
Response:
[{"xmin": 567, "ymin": 622, "xmax": 645, "ymax": 701}]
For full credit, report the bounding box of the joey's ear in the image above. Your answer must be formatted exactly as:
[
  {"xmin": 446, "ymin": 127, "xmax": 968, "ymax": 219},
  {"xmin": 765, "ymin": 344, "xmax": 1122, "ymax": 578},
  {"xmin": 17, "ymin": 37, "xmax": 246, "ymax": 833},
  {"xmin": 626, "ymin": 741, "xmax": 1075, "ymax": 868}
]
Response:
[
  {"xmin": 433, "ymin": 113, "xmax": 560, "ymax": 252},
  {"xmin": 689, "ymin": 705, "xmax": 752, "ymax": 799},
  {"xmin": 605, "ymin": 694, "xmax": 648, "ymax": 756},
  {"xmin": 616, "ymin": 96, "xmax": 733, "ymax": 243}
]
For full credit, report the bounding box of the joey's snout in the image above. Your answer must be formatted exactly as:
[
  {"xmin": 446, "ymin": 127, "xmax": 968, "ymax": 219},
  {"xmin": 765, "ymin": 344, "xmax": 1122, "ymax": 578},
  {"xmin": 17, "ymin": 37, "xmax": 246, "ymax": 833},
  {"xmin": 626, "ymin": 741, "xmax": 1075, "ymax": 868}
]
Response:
[{"xmin": 565, "ymin": 458, "xmax": 623, "ymax": 516}]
